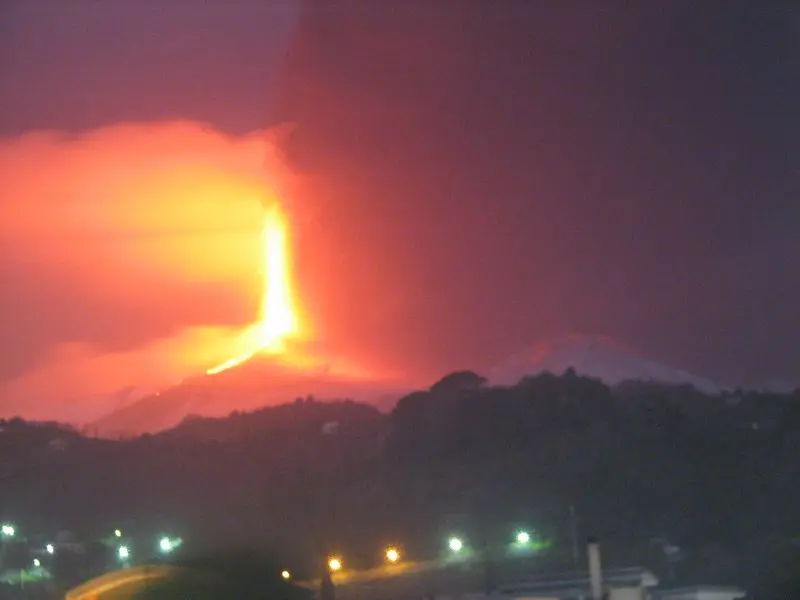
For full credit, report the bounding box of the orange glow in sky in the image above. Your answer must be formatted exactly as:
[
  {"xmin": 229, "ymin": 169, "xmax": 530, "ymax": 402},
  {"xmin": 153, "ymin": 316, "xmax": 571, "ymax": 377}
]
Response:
[
  {"xmin": 206, "ymin": 202, "xmax": 301, "ymax": 375},
  {"xmin": 0, "ymin": 122, "xmax": 308, "ymax": 420},
  {"xmin": 0, "ymin": 121, "xmax": 406, "ymax": 423}
]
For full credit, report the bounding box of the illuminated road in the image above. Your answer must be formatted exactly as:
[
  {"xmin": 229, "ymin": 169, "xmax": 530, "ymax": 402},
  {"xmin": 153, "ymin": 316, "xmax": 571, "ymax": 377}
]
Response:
[
  {"xmin": 67, "ymin": 550, "xmax": 551, "ymax": 599},
  {"xmin": 65, "ymin": 565, "xmax": 183, "ymax": 600},
  {"xmin": 296, "ymin": 559, "xmax": 436, "ymax": 587},
  {"xmin": 298, "ymin": 550, "xmax": 556, "ymax": 600}
]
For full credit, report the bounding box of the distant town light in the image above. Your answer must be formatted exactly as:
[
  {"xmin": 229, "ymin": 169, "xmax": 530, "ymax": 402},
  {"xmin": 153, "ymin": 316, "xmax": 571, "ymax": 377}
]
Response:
[
  {"xmin": 1, "ymin": 524, "xmax": 15, "ymax": 537},
  {"xmin": 516, "ymin": 530, "xmax": 531, "ymax": 544},
  {"xmin": 281, "ymin": 570, "xmax": 291, "ymax": 580},
  {"xmin": 448, "ymin": 537, "xmax": 463, "ymax": 553},
  {"xmin": 328, "ymin": 557, "xmax": 342, "ymax": 572},
  {"xmin": 46, "ymin": 543, "xmax": 55, "ymax": 554},
  {"xmin": 385, "ymin": 547, "xmax": 400, "ymax": 563},
  {"xmin": 33, "ymin": 558, "xmax": 41, "ymax": 567},
  {"xmin": 118, "ymin": 545, "xmax": 130, "ymax": 560},
  {"xmin": 159, "ymin": 537, "xmax": 173, "ymax": 553},
  {"xmin": 114, "ymin": 529, "xmax": 122, "ymax": 538}
]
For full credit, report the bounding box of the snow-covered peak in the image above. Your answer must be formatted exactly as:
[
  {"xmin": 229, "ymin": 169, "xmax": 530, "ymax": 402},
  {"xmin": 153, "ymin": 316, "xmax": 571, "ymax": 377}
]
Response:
[{"xmin": 489, "ymin": 333, "xmax": 722, "ymax": 394}]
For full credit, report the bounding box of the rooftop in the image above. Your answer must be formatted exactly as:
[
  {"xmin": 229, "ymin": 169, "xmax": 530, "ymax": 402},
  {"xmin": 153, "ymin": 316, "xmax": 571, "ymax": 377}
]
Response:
[{"xmin": 494, "ymin": 566, "xmax": 659, "ymax": 596}]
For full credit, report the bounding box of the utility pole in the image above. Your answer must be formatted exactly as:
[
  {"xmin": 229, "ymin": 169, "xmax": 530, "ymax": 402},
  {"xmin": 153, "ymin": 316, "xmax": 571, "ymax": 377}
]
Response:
[
  {"xmin": 320, "ymin": 564, "xmax": 335, "ymax": 600},
  {"xmin": 569, "ymin": 505, "xmax": 579, "ymax": 569}
]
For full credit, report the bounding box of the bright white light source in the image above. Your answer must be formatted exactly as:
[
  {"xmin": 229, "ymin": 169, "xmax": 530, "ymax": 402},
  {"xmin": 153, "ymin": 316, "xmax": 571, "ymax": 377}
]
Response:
[
  {"xmin": 159, "ymin": 537, "xmax": 173, "ymax": 553},
  {"xmin": 448, "ymin": 537, "xmax": 463, "ymax": 552},
  {"xmin": 328, "ymin": 557, "xmax": 342, "ymax": 572},
  {"xmin": 118, "ymin": 545, "xmax": 130, "ymax": 560},
  {"xmin": 281, "ymin": 570, "xmax": 291, "ymax": 580},
  {"xmin": 33, "ymin": 558, "xmax": 41, "ymax": 567},
  {"xmin": 46, "ymin": 544, "xmax": 55, "ymax": 555}
]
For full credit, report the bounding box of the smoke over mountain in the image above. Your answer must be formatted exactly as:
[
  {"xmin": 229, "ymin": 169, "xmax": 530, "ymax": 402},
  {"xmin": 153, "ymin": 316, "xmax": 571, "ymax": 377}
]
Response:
[{"xmin": 0, "ymin": 121, "xmax": 290, "ymax": 421}]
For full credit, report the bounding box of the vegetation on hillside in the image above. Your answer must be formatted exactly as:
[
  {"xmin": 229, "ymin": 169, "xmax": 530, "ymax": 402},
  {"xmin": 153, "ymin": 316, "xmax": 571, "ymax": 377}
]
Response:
[{"xmin": 1, "ymin": 371, "xmax": 798, "ymax": 595}]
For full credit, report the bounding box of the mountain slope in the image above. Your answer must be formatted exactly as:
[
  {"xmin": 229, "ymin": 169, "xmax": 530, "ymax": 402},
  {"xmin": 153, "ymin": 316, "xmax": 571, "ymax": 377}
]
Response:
[
  {"xmin": 89, "ymin": 356, "xmax": 407, "ymax": 438},
  {"xmin": 489, "ymin": 333, "xmax": 722, "ymax": 393}
]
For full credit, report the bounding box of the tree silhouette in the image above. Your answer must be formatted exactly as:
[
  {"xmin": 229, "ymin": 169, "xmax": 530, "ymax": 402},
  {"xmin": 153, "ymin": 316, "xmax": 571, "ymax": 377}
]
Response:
[{"xmin": 132, "ymin": 549, "xmax": 311, "ymax": 600}]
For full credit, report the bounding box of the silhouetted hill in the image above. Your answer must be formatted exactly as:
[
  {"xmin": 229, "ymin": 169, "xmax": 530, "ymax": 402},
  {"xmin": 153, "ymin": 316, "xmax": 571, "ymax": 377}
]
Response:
[
  {"xmin": 88, "ymin": 355, "xmax": 409, "ymax": 438},
  {"xmin": 1, "ymin": 372, "xmax": 798, "ymax": 594},
  {"xmin": 490, "ymin": 334, "xmax": 723, "ymax": 393},
  {"xmin": 88, "ymin": 334, "xmax": 746, "ymax": 439}
]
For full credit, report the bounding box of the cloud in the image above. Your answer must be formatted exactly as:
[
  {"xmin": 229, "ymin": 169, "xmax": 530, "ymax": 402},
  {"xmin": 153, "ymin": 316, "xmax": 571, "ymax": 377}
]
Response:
[
  {"xmin": 0, "ymin": 121, "xmax": 291, "ymax": 419},
  {"xmin": 0, "ymin": 327, "xmax": 250, "ymax": 423}
]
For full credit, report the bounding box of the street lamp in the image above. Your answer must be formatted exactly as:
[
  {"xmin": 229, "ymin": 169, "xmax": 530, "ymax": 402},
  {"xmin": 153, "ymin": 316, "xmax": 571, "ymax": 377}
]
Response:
[
  {"xmin": 385, "ymin": 546, "xmax": 400, "ymax": 563},
  {"xmin": 515, "ymin": 530, "xmax": 531, "ymax": 545},
  {"xmin": 281, "ymin": 570, "xmax": 291, "ymax": 580},
  {"xmin": 1, "ymin": 524, "xmax": 15, "ymax": 537},
  {"xmin": 328, "ymin": 557, "xmax": 342, "ymax": 572},
  {"xmin": 158, "ymin": 536, "xmax": 182, "ymax": 554},
  {"xmin": 448, "ymin": 537, "xmax": 463, "ymax": 553},
  {"xmin": 114, "ymin": 529, "xmax": 122, "ymax": 538},
  {"xmin": 118, "ymin": 545, "xmax": 130, "ymax": 561},
  {"xmin": 33, "ymin": 558, "xmax": 41, "ymax": 568},
  {"xmin": 45, "ymin": 544, "xmax": 55, "ymax": 555}
]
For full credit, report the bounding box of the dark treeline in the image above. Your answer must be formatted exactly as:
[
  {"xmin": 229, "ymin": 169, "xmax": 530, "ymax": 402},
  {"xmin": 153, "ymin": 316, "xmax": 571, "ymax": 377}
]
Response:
[{"xmin": 1, "ymin": 370, "xmax": 798, "ymax": 596}]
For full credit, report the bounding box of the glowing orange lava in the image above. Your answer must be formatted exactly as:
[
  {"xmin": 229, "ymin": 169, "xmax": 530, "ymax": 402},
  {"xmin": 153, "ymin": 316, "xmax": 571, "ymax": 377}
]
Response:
[{"xmin": 207, "ymin": 202, "xmax": 300, "ymax": 375}]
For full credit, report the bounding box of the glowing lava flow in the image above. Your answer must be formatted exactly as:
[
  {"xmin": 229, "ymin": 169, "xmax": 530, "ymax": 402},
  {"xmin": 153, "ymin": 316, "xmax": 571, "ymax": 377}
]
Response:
[{"xmin": 207, "ymin": 203, "xmax": 299, "ymax": 375}]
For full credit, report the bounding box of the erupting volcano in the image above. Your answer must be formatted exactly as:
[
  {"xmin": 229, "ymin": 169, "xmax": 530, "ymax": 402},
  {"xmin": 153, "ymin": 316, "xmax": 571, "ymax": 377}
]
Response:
[
  {"xmin": 88, "ymin": 185, "xmax": 410, "ymax": 437},
  {"xmin": 207, "ymin": 201, "xmax": 301, "ymax": 375}
]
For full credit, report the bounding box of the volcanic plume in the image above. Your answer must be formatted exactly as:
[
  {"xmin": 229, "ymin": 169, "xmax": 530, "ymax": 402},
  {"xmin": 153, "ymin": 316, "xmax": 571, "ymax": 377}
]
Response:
[{"xmin": 86, "ymin": 189, "xmax": 412, "ymax": 435}]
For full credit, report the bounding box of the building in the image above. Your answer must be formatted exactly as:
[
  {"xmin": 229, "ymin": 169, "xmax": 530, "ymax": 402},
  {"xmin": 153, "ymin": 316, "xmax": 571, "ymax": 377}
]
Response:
[
  {"xmin": 652, "ymin": 587, "xmax": 746, "ymax": 600},
  {"xmin": 495, "ymin": 566, "xmax": 659, "ymax": 600}
]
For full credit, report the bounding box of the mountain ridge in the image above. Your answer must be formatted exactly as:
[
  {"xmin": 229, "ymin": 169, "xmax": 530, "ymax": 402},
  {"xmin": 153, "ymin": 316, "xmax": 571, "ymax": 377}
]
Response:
[
  {"xmin": 80, "ymin": 332, "xmax": 796, "ymax": 437},
  {"xmin": 489, "ymin": 333, "xmax": 724, "ymax": 393}
]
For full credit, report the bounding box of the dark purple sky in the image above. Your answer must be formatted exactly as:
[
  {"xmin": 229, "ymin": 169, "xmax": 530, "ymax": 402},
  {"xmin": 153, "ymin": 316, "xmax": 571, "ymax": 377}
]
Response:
[{"xmin": 0, "ymin": 0, "xmax": 797, "ymax": 411}]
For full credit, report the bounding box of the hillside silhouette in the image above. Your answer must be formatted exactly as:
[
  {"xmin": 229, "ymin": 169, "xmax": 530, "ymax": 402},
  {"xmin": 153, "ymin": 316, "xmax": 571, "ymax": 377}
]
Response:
[
  {"xmin": 88, "ymin": 354, "xmax": 407, "ymax": 438},
  {"xmin": 1, "ymin": 370, "xmax": 798, "ymax": 594}
]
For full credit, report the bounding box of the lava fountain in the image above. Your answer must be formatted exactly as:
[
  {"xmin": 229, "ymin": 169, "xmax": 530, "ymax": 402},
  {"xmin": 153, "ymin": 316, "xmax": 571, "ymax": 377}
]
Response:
[{"xmin": 207, "ymin": 202, "xmax": 300, "ymax": 375}]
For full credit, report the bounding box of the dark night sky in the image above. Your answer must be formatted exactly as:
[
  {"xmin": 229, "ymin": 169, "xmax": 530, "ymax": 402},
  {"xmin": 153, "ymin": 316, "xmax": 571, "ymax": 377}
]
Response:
[
  {"xmin": 0, "ymin": 1, "xmax": 797, "ymax": 417},
  {"xmin": 276, "ymin": 1, "xmax": 799, "ymax": 389}
]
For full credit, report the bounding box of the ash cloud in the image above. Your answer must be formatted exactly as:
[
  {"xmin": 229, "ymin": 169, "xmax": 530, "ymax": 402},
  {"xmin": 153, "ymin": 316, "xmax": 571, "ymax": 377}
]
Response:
[{"xmin": 0, "ymin": 121, "xmax": 293, "ymax": 420}]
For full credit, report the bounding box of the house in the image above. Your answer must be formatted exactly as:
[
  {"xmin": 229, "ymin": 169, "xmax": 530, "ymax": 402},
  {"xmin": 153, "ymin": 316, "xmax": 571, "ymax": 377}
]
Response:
[
  {"xmin": 495, "ymin": 539, "xmax": 659, "ymax": 600},
  {"xmin": 495, "ymin": 566, "xmax": 659, "ymax": 600},
  {"xmin": 652, "ymin": 587, "xmax": 746, "ymax": 600}
]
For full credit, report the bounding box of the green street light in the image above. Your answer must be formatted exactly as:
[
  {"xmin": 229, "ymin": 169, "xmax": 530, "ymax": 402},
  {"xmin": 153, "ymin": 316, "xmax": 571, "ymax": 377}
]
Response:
[{"xmin": 158, "ymin": 536, "xmax": 183, "ymax": 554}]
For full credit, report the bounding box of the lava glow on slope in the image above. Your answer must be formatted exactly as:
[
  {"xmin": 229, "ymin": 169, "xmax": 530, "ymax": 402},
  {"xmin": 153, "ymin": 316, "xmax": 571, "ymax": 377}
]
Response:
[{"xmin": 207, "ymin": 202, "xmax": 300, "ymax": 375}]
